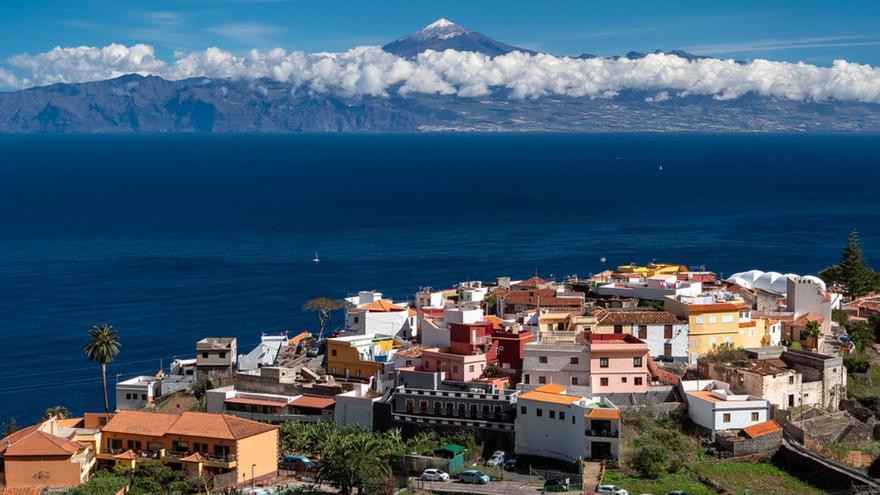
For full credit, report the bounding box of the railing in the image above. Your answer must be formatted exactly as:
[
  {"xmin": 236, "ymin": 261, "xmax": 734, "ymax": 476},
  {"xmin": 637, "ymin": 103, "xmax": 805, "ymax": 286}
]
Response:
[
  {"xmin": 106, "ymin": 448, "xmax": 163, "ymax": 459},
  {"xmin": 165, "ymin": 450, "xmax": 236, "ymax": 463},
  {"xmin": 585, "ymin": 430, "xmax": 619, "ymax": 438}
]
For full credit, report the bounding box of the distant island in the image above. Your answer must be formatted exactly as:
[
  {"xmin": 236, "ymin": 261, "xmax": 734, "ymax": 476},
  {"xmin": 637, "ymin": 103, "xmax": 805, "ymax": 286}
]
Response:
[{"xmin": 0, "ymin": 19, "xmax": 878, "ymax": 133}]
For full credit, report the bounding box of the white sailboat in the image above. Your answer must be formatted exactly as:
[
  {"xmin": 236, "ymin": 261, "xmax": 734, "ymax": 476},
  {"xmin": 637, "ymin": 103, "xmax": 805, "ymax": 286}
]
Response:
[{"xmin": 312, "ymin": 251, "xmax": 320, "ymax": 263}]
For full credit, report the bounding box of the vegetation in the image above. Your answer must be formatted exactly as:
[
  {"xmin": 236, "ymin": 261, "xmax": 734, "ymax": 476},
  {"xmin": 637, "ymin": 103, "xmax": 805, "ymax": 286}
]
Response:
[
  {"xmin": 71, "ymin": 462, "xmax": 211, "ymax": 495},
  {"xmin": 484, "ymin": 293, "xmax": 497, "ymax": 314},
  {"xmin": 629, "ymin": 444, "xmax": 669, "ymax": 478},
  {"xmin": 844, "ymin": 350, "xmax": 871, "ymax": 373},
  {"xmin": 803, "ymin": 320, "xmax": 821, "ymax": 350},
  {"xmin": 639, "ymin": 299, "xmax": 664, "ymax": 310},
  {"xmin": 819, "ymin": 230, "xmax": 880, "ymax": 299},
  {"xmin": 602, "ymin": 470, "xmax": 713, "ymax": 495},
  {"xmin": 44, "ymin": 405, "xmax": 72, "ymax": 419},
  {"xmin": 701, "ymin": 342, "xmax": 747, "ymax": 363},
  {"xmin": 483, "ymin": 363, "xmax": 503, "ymax": 378},
  {"xmin": 692, "ymin": 461, "xmax": 825, "ymax": 495},
  {"xmin": 1, "ymin": 417, "xmax": 17, "ymax": 436},
  {"xmin": 832, "ymin": 308, "xmax": 849, "ymax": 326},
  {"xmin": 303, "ymin": 297, "xmax": 345, "ymax": 340},
  {"xmin": 848, "ymin": 320, "xmax": 875, "ymax": 351},
  {"xmin": 83, "ymin": 323, "xmax": 121, "ymax": 414}
]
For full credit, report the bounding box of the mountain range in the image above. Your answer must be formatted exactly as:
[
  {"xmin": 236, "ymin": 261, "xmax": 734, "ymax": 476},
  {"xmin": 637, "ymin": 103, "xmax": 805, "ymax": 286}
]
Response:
[{"xmin": 0, "ymin": 19, "xmax": 877, "ymax": 133}]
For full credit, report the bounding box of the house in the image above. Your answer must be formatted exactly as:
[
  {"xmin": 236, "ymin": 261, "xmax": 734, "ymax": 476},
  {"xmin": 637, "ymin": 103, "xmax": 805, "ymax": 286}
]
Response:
[
  {"xmin": 681, "ymin": 379, "xmax": 770, "ymax": 441},
  {"xmin": 116, "ymin": 374, "xmax": 162, "ymax": 411},
  {"xmin": 326, "ymin": 334, "xmax": 397, "ymax": 389},
  {"xmin": 237, "ymin": 334, "xmax": 289, "ymax": 372},
  {"xmin": 497, "ymin": 288, "xmax": 585, "ymax": 318},
  {"xmin": 459, "ymin": 280, "xmax": 488, "ymax": 303},
  {"xmin": 420, "ymin": 348, "xmax": 489, "ymax": 382},
  {"xmin": 206, "ymin": 388, "xmax": 335, "ymax": 423},
  {"xmin": 492, "ymin": 328, "xmax": 535, "ymax": 373},
  {"xmin": 665, "ymin": 293, "xmax": 766, "ymax": 365},
  {"xmin": 530, "ymin": 310, "xmax": 597, "ymax": 343},
  {"xmin": 392, "ymin": 345, "xmax": 426, "ymax": 370},
  {"xmin": 345, "ymin": 298, "xmax": 415, "ymax": 338},
  {"xmin": 514, "ymin": 384, "xmax": 620, "ymax": 462},
  {"xmin": 196, "ymin": 338, "xmax": 237, "ymax": 382},
  {"xmin": 520, "ymin": 342, "xmax": 591, "ymax": 396},
  {"xmin": 97, "ymin": 410, "xmax": 278, "ymax": 482},
  {"xmin": 390, "ymin": 369, "xmax": 519, "ymax": 433},
  {"xmin": 334, "ymin": 385, "xmax": 384, "ymax": 431},
  {"xmin": 420, "ymin": 307, "xmax": 485, "ymax": 348},
  {"xmin": 162, "ymin": 358, "xmax": 197, "ymax": 395},
  {"xmin": 588, "ymin": 334, "xmax": 651, "ymax": 394},
  {"xmin": 592, "ymin": 308, "xmax": 688, "ymax": 361},
  {"xmin": 0, "ymin": 417, "xmax": 98, "ymax": 488}
]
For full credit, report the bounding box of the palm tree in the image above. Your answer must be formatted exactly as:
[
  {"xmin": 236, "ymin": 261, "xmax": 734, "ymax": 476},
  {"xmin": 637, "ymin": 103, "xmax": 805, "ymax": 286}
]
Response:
[
  {"xmin": 84, "ymin": 323, "xmax": 121, "ymax": 413},
  {"xmin": 44, "ymin": 405, "xmax": 71, "ymax": 420}
]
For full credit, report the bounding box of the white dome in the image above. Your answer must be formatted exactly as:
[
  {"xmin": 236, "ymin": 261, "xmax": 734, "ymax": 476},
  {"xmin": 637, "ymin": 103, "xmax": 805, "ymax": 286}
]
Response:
[
  {"xmin": 729, "ymin": 276, "xmax": 750, "ymax": 288},
  {"xmin": 727, "ymin": 269, "xmax": 765, "ymax": 289},
  {"xmin": 755, "ymin": 271, "xmax": 783, "ymax": 293},
  {"xmin": 771, "ymin": 275, "xmax": 793, "ymax": 294},
  {"xmin": 800, "ymin": 275, "xmax": 827, "ymax": 290}
]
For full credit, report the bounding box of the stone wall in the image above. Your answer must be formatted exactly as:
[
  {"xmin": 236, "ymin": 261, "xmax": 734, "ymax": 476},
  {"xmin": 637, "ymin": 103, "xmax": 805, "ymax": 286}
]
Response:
[{"xmin": 716, "ymin": 430, "xmax": 782, "ymax": 456}]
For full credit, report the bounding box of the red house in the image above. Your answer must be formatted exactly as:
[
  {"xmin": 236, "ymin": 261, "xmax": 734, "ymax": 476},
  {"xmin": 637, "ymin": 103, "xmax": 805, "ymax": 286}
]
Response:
[
  {"xmin": 449, "ymin": 322, "xmax": 497, "ymax": 359},
  {"xmin": 491, "ymin": 329, "xmax": 534, "ymax": 372}
]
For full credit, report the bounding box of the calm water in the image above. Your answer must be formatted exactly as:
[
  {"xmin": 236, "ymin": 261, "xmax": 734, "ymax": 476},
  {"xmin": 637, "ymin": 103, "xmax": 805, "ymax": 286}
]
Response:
[{"xmin": 1, "ymin": 133, "xmax": 878, "ymax": 424}]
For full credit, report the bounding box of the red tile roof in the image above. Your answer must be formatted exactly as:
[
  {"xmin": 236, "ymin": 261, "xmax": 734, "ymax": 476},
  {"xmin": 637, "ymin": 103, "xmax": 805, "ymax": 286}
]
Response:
[
  {"xmin": 102, "ymin": 410, "xmax": 277, "ymax": 441},
  {"xmin": 593, "ymin": 308, "xmax": 683, "ymax": 325},
  {"xmin": 290, "ymin": 395, "xmax": 336, "ymax": 410},
  {"xmin": 113, "ymin": 449, "xmax": 139, "ymax": 460},
  {"xmin": 1, "ymin": 488, "xmax": 43, "ymax": 495},
  {"xmin": 181, "ymin": 452, "xmax": 208, "ymax": 463},
  {"xmin": 586, "ymin": 408, "xmax": 621, "ymax": 420},
  {"xmin": 502, "ymin": 288, "xmax": 583, "ymax": 308},
  {"xmin": 2, "ymin": 429, "xmax": 84, "ymax": 457},
  {"xmin": 358, "ymin": 299, "xmax": 406, "ymax": 312},
  {"xmin": 742, "ymin": 420, "xmax": 781, "ymax": 438}
]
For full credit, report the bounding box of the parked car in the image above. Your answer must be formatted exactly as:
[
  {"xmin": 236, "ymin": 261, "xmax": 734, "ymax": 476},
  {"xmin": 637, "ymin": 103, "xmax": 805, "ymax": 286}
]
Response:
[
  {"xmin": 665, "ymin": 491, "xmax": 690, "ymax": 495},
  {"xmin": 596, "ymin": 485, "xmax": 629, "ymax": 495},
  {"xmin": 279, "ymin": 454, "xmax": 316, "ymax": 471},
  {"xmin": 421, "ymin": 468, "xmax": 450, "ymax": 481},
  {"xmin": 459, "ymin": 470, "xmax": 491, "ymax": 484},
  {"xmin": 503, "ymin": 457, "xmax": 518, "ymax": 471},
  {"xmin": 486, "ymin": 455, "xmax": 504, "ymax": 467},
  {"xmin": 542, "ymin": 478, "xmax": 570, "ymax": 492},
  {"xmin": 491, "ymin": 450, "xmax": 506, "ymax": 459}
]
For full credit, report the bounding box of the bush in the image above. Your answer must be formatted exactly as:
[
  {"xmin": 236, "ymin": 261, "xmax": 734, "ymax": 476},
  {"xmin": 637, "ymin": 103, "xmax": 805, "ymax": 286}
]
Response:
[
  {"xmin": 630, "ymin": 444, "xmax": 669, "ymax": 479},
  {"xmin": 789, "ymin": 341, "xmax": 803, "ymax": 350},
  {"xmin": 702, "ymin": 342, "xmax": 748, "ymax": 363},
  {"xmin": 845, "ymin": 351, "xmax": 871, "ymax": 373}
]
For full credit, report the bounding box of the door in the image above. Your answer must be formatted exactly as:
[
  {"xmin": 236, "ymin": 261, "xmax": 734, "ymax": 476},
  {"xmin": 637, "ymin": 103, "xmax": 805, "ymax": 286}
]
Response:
[
  {"xmin": 664, "ymin": 343, "xmax": 672, "ymax": 357},
  {"xmin": 591, "ymin": 441, "xmax": 612, "ymax": 460}
]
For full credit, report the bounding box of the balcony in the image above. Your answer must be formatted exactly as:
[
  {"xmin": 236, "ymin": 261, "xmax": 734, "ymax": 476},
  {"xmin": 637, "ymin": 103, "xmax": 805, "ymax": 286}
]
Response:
[
  {"xmin": 162, "ymin": 450, "xmax": 237, "ymax": 467},
  {"xmin": 585, "ymin": 430, "xmax": 619, "ymax": 438}
]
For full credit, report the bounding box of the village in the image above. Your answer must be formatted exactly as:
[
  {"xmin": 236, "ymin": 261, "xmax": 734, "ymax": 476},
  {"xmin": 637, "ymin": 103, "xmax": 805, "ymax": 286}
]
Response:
[{"xmin": 3, "ymin": 235, "xmax": 880, "ymax": 495}]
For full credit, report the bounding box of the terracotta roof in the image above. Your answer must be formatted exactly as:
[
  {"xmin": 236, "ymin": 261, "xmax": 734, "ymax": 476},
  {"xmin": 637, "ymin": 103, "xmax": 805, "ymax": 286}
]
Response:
[
  {"xmin": 742, "ymin": 420, "xmax": 781, "ymax": 438},
  {"xmin": 0, "ymin": 424, "xmax": 40, "ymax": 455},
  {"xmin": 3, "ymin": 429, "xmax": 84, "ymax": 457},
  {"xmin": 113, "ymin": 449, "xmax": 139, "ymax": 460},
  {"xmin": 359, "ymin": 299, "xmax": 406, "ymax": 312},
  {"xmin": 102, "ymin": 410, "xmax": 277, "ymax": 441},
  {"xmin": 483, "ymin": 315, "xmax": 504, "ymax": 329},
  {"xmin": 502, "ymin": 288, "xmax": 583, "ymax": 308},
  {"xmin": 290, "ymin": 395, "xmax": 335, "ymax": 410},
  {"xmin": 586, "ymin": 408, "xmax": 621, "ymax": 420},
  {"xmin": 289, "ymin": 331, "xmax": 312, "ymax": 346},
  {"xmin": 519, "ymin": 390, "xmax": 582, "ymax": 405},
  {"xmin": 688, "ymin": 390, "xmax": 723, "ymax": 403},
  {"xmin": 225, "ymin": 396, "xmax": 288, "ymax": 408},
  {"xmin": 533, "ymin": 383, "xmax": 566, "ymax": 394},
  {"xmin": 514, "ymin": 276, "xmax": 549, "ymax": 288},
  {"xmin": 593, "ymin": 308, "xmax": 683, "ymax": 325},
  {"xmin": 790, "ymin": 314, "xmax": 825, "ymax": 326},
  {"xmin": 395, "ymin": 345, "xmax": 426, "ymax": 358},
  {"xmin": 181, "ymin": 452, "xmax": 208, "ymax": 463}
]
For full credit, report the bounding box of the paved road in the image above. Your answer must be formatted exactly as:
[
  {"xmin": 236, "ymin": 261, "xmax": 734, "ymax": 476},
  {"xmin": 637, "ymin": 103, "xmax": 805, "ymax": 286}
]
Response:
[{"xmin": 411, "ymin": 478, "xmax": 580, "ymax": 494}]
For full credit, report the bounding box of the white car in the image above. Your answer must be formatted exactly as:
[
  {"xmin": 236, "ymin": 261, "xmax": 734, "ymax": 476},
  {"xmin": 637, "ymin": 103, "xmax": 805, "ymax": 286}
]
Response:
[
  {"xmin": 421, "ymin": 468, "xmax": 450, "ymax": 481},
  {"xmin": 597, "ymin": 485, "xmax": 629, "ymax": 495},
  {"xmin": 486, "ymin": 455, "xmax": 504, "ymax": 467}
]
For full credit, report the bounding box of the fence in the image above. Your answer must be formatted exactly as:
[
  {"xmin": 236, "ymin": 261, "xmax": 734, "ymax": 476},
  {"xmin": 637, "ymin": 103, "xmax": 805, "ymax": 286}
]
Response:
[{"xmin": 528, "ymin": 467, "xmax": 582, "ymax": 489}]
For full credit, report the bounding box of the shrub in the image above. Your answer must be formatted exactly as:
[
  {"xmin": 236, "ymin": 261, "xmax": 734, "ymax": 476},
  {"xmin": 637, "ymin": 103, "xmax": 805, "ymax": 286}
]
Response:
[
  {"xmin": 702, "ymin": 343, "xmax": 747, "ymax": 363},
  {"xmin": 630, "ymin": 444, "xmax": 669, "ymax": 479},
  {"xmin": 845, "ymin": 351, "xmax": 871, "ymax": 373}
]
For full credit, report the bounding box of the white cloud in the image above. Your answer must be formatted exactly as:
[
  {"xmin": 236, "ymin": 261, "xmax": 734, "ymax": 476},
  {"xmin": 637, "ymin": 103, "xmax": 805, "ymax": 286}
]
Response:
[{"xmin": 3, "ymin": 43, "xmax": 880, "ymax": 104}]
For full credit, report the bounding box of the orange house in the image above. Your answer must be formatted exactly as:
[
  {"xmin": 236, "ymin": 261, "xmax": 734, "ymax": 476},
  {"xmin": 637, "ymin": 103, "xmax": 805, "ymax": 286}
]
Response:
[
  {"xmin": 0, "ymin": 417, "xmax": 97, "ymax": 488},
  {"xmin": 97, "ymin": 410, "xmax": 278, "ymax": 483}
]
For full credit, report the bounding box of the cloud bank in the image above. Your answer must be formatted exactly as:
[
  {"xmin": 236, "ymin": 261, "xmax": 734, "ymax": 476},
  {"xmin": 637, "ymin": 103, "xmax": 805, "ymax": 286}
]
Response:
[{"xmin": 3, "ymin": 43, "xmax": 880, "ymax": 103}]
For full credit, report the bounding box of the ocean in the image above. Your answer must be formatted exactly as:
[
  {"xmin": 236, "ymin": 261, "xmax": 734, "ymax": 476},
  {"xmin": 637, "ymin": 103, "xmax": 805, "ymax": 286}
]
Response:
[{"xmin": 1, "ymin": 133, "xmax": 878, "ymax": 424}]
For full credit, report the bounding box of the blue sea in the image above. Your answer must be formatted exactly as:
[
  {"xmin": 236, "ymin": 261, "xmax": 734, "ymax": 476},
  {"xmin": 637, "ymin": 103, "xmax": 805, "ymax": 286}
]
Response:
[{"xmin": 1, "ymin": 133, "xmax": 879, "ymax": 424}]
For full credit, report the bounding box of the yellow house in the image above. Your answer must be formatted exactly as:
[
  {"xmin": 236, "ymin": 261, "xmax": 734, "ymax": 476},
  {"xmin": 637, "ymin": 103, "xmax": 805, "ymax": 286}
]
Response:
[
  {"xmin": 665, "ymin": 295, "xmax": 766, "ymax": 364},
  {"xmin": 616, "ymin": 263, "xmax": 688, "ymax": 278},
  {"xmin": 326, "ymin": 334, "xmax": 397, "ymax": 380}
]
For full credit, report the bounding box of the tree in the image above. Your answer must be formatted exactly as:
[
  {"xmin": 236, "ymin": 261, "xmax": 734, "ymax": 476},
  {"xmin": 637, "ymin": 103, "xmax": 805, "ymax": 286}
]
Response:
[
  {"xmin": 820, "ymin": 230, "xmax": 880, "ymax": 299},
  {"xmin": 702, "ymin": 342, "xmax": 747, "ymax": 363},
  {"xmin": 44, "ymin": 405, "xmax": 71, "ymax": 419},
  {"xmin": 303, "ymin": 298, "xmax": 345, "ymax": 340},
  {"xmin": 1, "ymin": 417, "xmax": 17, "ymax": 437},
  {"xmin": 84, "ymin": 323, "xmax": 121, "ymax": 414},
  {"xmin": 803, "ymin": 320, "xmax": 821, "ymax": 350},
  {"xmin": 629, "ymin": 444, "xmax": 669, "ymax": 479},
  {"xmin": 483, "ymin": 363, "xmax": 503, "ymax": 378}
]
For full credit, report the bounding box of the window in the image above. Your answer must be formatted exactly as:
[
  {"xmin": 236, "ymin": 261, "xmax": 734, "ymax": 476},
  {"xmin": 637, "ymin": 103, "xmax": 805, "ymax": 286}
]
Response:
[
  {"xmin": 638, "ymin": 325, "xmax": 647, "ymax": 339},
  {"xmin": 536, "ymin": 408, "xmax": 543, "ymax": 417},
  {"xmin": 331, "ymin": 349, "xmax": 337, "ymax": 357},
  {"xmin": 458, "ymin": 403, "xmax": 466, "ymax": 416},
  {"xmin": 664, "ymin": 343, "xmax": 672, "ymax": 356},
  {"xmin": 482, "ymin": 405, "xmax": 490, "ymax": 417},
  {"xmin": 538, "ymin": 376, "xmax": 547, "ymax": 384},
  {"xmin": 434, "ymin": 402, "xmax": 442, "ymax": 415},
  {"xmin": 570, "ymin": 356, "xmax": 579, "ymax": 365},
  {"xmin": 633, "ymin": 357, "xmax": 643, "ymax": 368},
  {"xmin": 172, "ymin": 440, "xmax": 189, "ymax": 452},
  {"xmin": 664, "ymin": 325, "xmax": 673, "ymax": 339},
  {"xmin": 447, "ymin": 402, "xmax": 454, "ymax": 416},
  {"xmin": 405, "ymin": 360, "xmax": 412, "ymax": 367},
  {"xmin": 789, "ymin": 376, "xmax": 795, "ymax": 384},
  {"xmin": 789, "ymin": 395, "xmax": 795, "ymax": 407},
  {"xmin": 600, "ymin": 377, "xmax": 609, "ymax": 386},
  {"xmin": 141, "ymin": 394, "xmax": 147, "ymax": 401},
  {"xmin": 470, "ymin": 404, "xmax": 478, "ymax": 417},
  {"xmin": 723, "ymin": 413, "xmax": 731, "ymax": 423},
  {"xmin": 108, "ymin": 438, "xmax": 123, "ymax": 451},
  {"xmin": 708, "ymin": 316, "xmax": 717, "ymax": 324},
  {"xmin": 524, "ymin": 374, "xmax": 530, "ymax": 385},
  {"xmin": 571, "ymin": 376, "xmax": 579, "ymax": 386},
  {"xmin": 219, "ymin": 352, "xmax": 226, "ymax": 359},
  {"xmin": 356, "ymin": 369, "xmax": 362, "ymax": 377},
  {"xmin": 193, "ymin": 442, "xmax": 209, "ymax": 453},
  {"xmin": 468, "ymin": 365, "xmax": 475, "ymax": 373},
  {"xmin": 549, "ymin": 410, "xmax": 556, "ymax": 419},
  {"xmin": 613, "ymin": 324, "xmax": 623, "ymax": 334},
  {"xmin": 214, "ymin": 445, "xmax": 230, "ymax": 458},
  {"xmin": 621, "ymin": 377, "xmax": 627, "ymax": 383},
  {"xmin": 405, "ymin": 399, "xmax": 414, "ymax": 414},
  {"xmin": 695, "ymin": 316, "xmax": 704, "ymax": 324},
  {"xmin": 127, "ymin": 440, "xmax": 142, "ymax": 451},
  {"xmin": 494, "ymin": 405, "xmax": 501, "ymax": 417},
  {"xmin": 331, "ymin": 366, "xmax": 337, "ymax": 374},
  {"xmin": 453, "ymin": 365, "xmax": 459, "ymax": 373},
  {"xmin": 201, "ymin": 352, "xmax": 209, "ymax": 358},
  {"xmin": 722, "ymin": 315, "xmax": 733, "ymax": 323},
  {"xmin": 635, "ymin": 377, "xmax": 643, "ymax": 386},
  {"xmin": 599, "ymin": 357, "xmax": 609, "ymax": 368},
  {"xmin": 751, "ymin": 412, "xmax": 759, "ymax": 421},
  {"xmin": 539, "ymin": 356, "xmax": 548, "ymax": 364},
  {"xmin": 560, "ymin": 411, "xmax": 566, "ymax": 421}
]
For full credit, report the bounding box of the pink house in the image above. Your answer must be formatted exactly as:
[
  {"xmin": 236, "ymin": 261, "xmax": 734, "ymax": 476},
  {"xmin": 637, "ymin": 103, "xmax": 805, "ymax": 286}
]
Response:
[
  {"xmin": 420, "ymin": 348, "xmax": 488, "ymax": 382},
  {"xmin": 589, "ymin": 333, "xmax": 650, "ymax": 394}
]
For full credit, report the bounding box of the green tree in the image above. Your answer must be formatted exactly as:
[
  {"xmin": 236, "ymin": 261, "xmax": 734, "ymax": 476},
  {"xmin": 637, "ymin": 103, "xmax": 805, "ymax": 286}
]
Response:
[
  {"xmin": 820, "ymin": 230, "xmax": 880, "ymax": 299},
  {"xmin": 1, "ymin": 417, "xmax": 17, "ymax": 437},
  {"xmin": 303, "ymin": 297, "xmax": 345, "ymax": 340},
  {"xmin": 803, "ymin": 320, "xmax": 821, "ymax": 350},
  {"xmin": 832, "ymin": 309, "xmax": 850, "ymax": 326},
  {"xmin": 44, "ymin": 405, "xmax": 72, "ymax": 419},
  {"xmin": 702, "ymin": 342, "xmax": 747, "ymax": 363},
  {"xmin": 629, "ymin": 444, "xmax": 669, "ymax": 479},
  {"xmin": 84, "ymin": 323, "xmax": 121, "ymax": 414},
  {"xmin": 848, "ymin": 321, "xmax": 875, "ymax": 352}
]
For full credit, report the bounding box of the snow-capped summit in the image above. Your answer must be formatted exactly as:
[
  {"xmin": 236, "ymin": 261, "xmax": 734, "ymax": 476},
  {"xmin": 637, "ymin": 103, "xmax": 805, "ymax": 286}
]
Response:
[{"xmin": 383, "ymin": 18, "xmax": 535, "ymax": 59}]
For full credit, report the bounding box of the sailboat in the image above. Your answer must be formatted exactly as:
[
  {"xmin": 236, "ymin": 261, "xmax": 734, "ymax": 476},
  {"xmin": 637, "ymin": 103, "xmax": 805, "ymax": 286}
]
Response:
[{"xmin": 312, "ymin": 251, "xmax": 320, "ymax": 263}]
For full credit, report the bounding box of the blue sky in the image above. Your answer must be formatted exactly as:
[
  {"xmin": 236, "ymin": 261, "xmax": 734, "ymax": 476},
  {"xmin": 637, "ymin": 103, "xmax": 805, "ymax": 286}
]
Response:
[{"xmin": 2, "ymin": 0, "xmax": 879, "ymax": 65}]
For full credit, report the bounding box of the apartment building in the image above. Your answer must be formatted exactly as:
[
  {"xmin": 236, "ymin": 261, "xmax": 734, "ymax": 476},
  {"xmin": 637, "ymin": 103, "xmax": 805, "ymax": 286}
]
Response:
[
  {"xmin": 196, "ymin": 337, "xmax": 237, "ymax": 382},
  {"xmin": 588, "ymin": 334, "xmax": 651, "ymax": 395},
  {"xmin": 681, "ymin": 379, "xmax": 770, "ymax": 441},
  {"xmin": 97, "ymin": 410, "xmax": 278, "ymax": 482},
  {"xmin": 520, "ymin": 342, "xmax": 591, "ymax": 395},
  {"xmin": 592, "ymin": 308, "xmax": 688, "ymax": 361}
]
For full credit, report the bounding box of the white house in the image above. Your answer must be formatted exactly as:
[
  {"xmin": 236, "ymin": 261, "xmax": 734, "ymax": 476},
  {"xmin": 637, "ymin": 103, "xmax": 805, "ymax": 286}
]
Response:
[
  {"xmin": 520, "ymin": 343, "xmax": 591, "ymax": 396},
  {"xmin": 237, "ymin": 334, "xmax": 289, "ymax": 371},
  {"xmin": 116, "ymin": 375, "xmax": 161, "ymax": 411},
  {"xmin": 681, "ymin": 379, "xmax": 770, "ymax": 440},
  {"xmin": 515, "ymin": 384, "xmax": 620, "ymax": 462},
  {"xmin": 459, "ymin": 281, "xmax": 488, "ymax": 304},
  {"xmin": 334, "ymin": 385, "xmax": 383, "ymax": 431},
  {"xmin": 593, "ymin": 308, "xmax": 689, "ymax": 362},
  {"xmin": 419, "ymin": 307, "xmax": 484, "ymax": 348},
  {"xmin": 345, "ymin": 299, "xmax": 415, "ymax": 338}
]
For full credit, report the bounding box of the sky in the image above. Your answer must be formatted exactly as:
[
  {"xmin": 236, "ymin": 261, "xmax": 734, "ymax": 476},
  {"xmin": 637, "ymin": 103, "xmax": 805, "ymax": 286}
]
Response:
[{"xmin": 2, "ymin": 0, "xmax": 879, "ymax": 65}]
